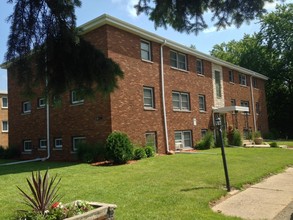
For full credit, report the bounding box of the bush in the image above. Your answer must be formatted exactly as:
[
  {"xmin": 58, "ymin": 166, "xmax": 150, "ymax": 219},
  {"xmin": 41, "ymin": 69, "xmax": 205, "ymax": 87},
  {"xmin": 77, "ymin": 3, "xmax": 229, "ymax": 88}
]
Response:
[
  {"xmin": 145, "ymin": 146, "xmax": 155, "ymax": 157},
  {"xmin": 76, "ymin": 142, "xmax": 105, "ymax": 163},
  {"xmin": 105, "ymin": 132, "xmax": 133, "ymax": 164},
  {"xmin": 0, "ymin": 145, "xmax": 20, "ymax": 159},
  {"xmin": 270, "ymin": 142, "xmax": 279, "ymax": 148},
  {"xmin": 232, "ymin": 129, "xmax": 243, "ymax": 146},
  {"xmin": 133, "ymin": 148, "xmax": 147, "ymax": 160},
  {"xmin": 195, "ymin": 131, "xmax": 214, "ymax": 150},
  {"xmin": 215, "ymin": 131, "xmax": 228, "ymax": 148}
]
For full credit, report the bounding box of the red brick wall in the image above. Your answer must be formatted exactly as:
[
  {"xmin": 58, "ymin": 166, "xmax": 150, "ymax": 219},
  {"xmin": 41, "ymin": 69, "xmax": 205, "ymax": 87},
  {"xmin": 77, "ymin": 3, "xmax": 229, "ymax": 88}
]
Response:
[{"xmin": 0, "ymin": 93, "xmax": 8, "ymax": 147}]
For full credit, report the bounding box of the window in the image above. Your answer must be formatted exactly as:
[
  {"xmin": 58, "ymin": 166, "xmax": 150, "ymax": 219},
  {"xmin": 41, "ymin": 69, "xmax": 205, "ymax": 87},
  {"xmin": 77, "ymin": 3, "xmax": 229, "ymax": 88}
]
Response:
[
  {"xmin": 175, "ymin": 131, "xmax": 192, "ymax": 149},
  {"xmin": 143, "ymin": 87, "xmax": 154, "ymax": 109},
  {"xmin": 239, "ymin": 74, "xmax": 247, "ymax": 86},
  {"xmin": 24, "ymin": 140, "xmax": 32, "ymax": 152},
  {"xmin": 72, "ymin": 137, "xmax": 86, "ymax": 151},
  {"xmin": 253, "ymin": 78, "xmax": 258, "ymax": 88},
  {"xmin": 172, "ymin": 92, "xmax": 190, "ymax": 111},
  {"xmin": 231, "ymin": 99, "xmax": 236, "ymax": 106},
  {"xmin": 2, "ymin": 121, "xmax": 8, "ymax": 132},
  {"xmin": 256, "ymin": 102, "xmax": 260, "ymax": 114},
  {"xmin": 145, "ymin": 132, "xmax": 157, "ymax": 151},
  {"xmin": 196, "ymin": 59, "xmax": 204, "ymax": 75},
  {"xmin": 39, "ymin": 139, "xmax": 47, "ymax": 149},
  {"xmin": 241, "ymin": 100, "xmax": 250, "ymax": 113},
  {"xmin": 71, "ymin": 90, "xmax": 84, "ymax": 104},
  {"xmin": 229, "ymin": 70, "xmax": 234, "ymax": 83},
  {"xmin": 170, "ymin": 50, "xmax": 187, "ymax": 70},
  {"xmin": 2, "ymin": 97, "xmax": 8, "ymax": 108},
  {"xmin": 201, "ymin": 129, "xmax": 208, "ymax": 138},
  {"xmin": 198, "ymin": 95, "xmax": 206, "ymax": 112},
  {"xmin": 23, "ymin": 101, "xmax": 31, "ymax": 113},
  {"xmin": 38, "ymin": 98, "xmax": 46, "ymax": 108},
  {"xmin": 55, "ymin": 138, "xmax": 63, "ymax": 149},
  {"xmin": 215, "ymin": 70, "xmax": 222, "ymax": 98},
  {"xmin": 141, "ymin": 40, "xmax": 151, "ymax": 61}
]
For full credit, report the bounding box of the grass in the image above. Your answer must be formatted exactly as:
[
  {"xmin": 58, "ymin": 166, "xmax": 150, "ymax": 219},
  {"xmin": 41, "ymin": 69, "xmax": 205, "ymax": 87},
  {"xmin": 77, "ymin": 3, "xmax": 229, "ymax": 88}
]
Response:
[{"xmin": 0, "ymin": 147, "xmax": 292, "ymax": 220}]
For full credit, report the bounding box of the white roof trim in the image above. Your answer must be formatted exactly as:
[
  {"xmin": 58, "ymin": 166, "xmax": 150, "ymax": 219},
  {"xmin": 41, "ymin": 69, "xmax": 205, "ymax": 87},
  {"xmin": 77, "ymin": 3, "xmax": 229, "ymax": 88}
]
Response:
[
  {"xmin": 213, "ymin": 106, "xmax": 249, "ymax": 113},
  {"xmin": 79, "ymin": 14, "xmax": 268, "ymax": 80}
]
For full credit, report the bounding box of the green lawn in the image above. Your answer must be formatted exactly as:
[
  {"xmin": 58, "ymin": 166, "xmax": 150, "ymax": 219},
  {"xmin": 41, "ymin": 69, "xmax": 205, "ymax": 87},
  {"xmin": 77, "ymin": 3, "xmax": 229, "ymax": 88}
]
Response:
[
  {"xmin": 0, "ymin": 148, "xmax": 292, "ymax": 220},
  {"xmin": 266, "ymin": 140, "xmax": 293, "ymax": 147}
]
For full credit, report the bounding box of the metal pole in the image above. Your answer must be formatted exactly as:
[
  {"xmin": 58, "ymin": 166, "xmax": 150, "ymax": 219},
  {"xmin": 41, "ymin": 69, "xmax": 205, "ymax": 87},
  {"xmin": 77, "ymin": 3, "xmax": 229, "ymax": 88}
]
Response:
[{"xmin": 218, "ymin": 126, "xmax": 231, "ymax": 192}]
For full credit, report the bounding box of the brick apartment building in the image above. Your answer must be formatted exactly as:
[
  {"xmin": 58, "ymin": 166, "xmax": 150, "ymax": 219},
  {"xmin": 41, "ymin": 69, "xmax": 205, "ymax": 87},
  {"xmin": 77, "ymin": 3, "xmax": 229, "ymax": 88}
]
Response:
[
  {"xmin": 3, "ymin": 14, "xmax": 269, "ymax": 161},
  {"xmin": 0, "ymin": 91, "xmax": 8, "ymax": 148}
]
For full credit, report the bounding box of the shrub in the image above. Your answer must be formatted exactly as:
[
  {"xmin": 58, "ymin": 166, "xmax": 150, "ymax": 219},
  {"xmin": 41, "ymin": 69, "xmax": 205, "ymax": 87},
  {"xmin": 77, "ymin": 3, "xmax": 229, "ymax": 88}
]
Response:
[
  {"xmin": 133, "ymin": 147, "xmax": 147, "ymax": 160},
  {"xmin": 270, "ymin": 142, "xmax": 279, "ymax": 148},
  {"xmin": 105, "ymin": 131, "xmax": 133, "ymax": 164},
  {"xmin": 232, "ymin": 129, "xmax": 243, "ymax": 146},
  {"xmin": 215, "ymin": 130, "xmax": 228, "ymax": 148},
  {"xmin": 195, "ymin": 131, "xmax": 214, "ymax": 150},
  {"xmin": 76, "ymin": 142, "xmax": 105, "ymax": 163},
  {"xmin": 17, "ymin": 170, "xmax": 61, "ymax": 215},
  {"xmin": 145, "ymin": 146, "xmax": 155, "ymax": 157},
  {"xmin": 0, "ymin": 145, "xmax": 20, "ymax": 159}
]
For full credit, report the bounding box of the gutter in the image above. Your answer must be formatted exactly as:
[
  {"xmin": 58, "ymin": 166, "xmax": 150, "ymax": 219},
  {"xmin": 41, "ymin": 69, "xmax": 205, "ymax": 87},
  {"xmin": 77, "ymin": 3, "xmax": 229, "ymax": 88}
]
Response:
[
  {"xmin": 250, "ymin": 76, "xmax": 257, "ymax": 131},
  {"xmin": 160, "ymin": 40, "xmax": 170, "ymax": 153}
]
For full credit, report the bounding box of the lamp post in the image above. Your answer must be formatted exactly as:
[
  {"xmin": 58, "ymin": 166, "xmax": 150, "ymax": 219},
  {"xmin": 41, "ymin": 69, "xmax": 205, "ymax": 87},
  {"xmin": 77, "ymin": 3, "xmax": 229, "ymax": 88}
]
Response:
[{"xmin": 215, "ymin": 117, "xmax": 231, "ymax": 192}]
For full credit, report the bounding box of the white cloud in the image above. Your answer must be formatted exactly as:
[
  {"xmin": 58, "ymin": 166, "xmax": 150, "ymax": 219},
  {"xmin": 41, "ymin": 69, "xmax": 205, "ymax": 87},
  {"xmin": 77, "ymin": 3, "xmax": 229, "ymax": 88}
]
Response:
[
  {"xmin": 203, "ymin": 25, "xmax": 235, "ymax": 34},
  {"xmin": 264, "ymin": 2, "xmax": 277, "ymax": 11},
  {"xmin": 111, "ymin": 0, "xmax": 138, "ymax": 18}
]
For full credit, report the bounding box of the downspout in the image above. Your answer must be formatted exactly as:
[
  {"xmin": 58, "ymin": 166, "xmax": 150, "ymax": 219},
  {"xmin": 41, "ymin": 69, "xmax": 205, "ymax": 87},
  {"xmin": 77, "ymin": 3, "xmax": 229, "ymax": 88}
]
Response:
[
  {"xmin": 160, "ymin": 40, "xmax": 170, "ymax": 153},
  {"xmin": 250, "ymin": 76, "xmax": 257, "ymax": 131}
]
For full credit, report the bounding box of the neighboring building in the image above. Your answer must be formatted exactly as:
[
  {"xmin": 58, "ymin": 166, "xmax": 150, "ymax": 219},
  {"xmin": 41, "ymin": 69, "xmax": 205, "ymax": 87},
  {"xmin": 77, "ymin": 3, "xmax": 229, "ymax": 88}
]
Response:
[
  {"xmin": 0, "ymin": 91, "xmax": 8, "ymax": 148},
  {"xmin": 3, "ymin": 14, "xmax": 269, "ymax": 161}
]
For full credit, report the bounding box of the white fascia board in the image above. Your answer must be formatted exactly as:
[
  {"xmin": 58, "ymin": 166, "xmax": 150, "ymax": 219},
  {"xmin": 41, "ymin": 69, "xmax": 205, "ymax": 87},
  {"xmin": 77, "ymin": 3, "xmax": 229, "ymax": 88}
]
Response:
[{"xmin": 213, "ymin": 106, "xmax": 249, "ymax": 113}]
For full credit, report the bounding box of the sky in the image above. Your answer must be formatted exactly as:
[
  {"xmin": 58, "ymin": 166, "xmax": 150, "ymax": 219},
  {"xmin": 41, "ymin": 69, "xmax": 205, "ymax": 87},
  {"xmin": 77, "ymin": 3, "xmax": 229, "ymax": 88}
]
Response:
[{"xmin": 0, "ymin": 0, "xmax": 289, "ymax": 92}]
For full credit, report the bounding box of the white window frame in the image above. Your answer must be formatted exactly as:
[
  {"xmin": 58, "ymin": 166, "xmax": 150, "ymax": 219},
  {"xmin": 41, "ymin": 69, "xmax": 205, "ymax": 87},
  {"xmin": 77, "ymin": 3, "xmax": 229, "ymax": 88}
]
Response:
[
  {"xmin": 175, "ymin": 130, "xmax": 192, "ymax": 149},
  {"xmin": 215, "ymin": 70, "xmax": 222, "ymax": 98},
  {"xmin": 2, "ymin": 97, "xmax": 8, "ymax": 108},
  {"xmin": 71, "ymin": 90, "xmax": 84, "ymax": 105},
  {"xmin": 39, "ymin": 139, "xmax": 47, "ymax": 149},
  {"xmin": 141, "ymin": 40, "xmax": 151, "ymax": 61},
  {"xmin": 172, "ymin": 92, "xmax": 190, "ymax": 111},
  {"xmin": 256, "ymin": 102, "xmax": 260, "ymax": 114},
  {"xmin": 54, "ymin": 138, "xmax": 63, "ymax": 149},
  {"xmin": 198, "ymin": 95, "xmax": 206, "ymax": 112},
  {"xmin": 170, "ymin": 50, "xmax": 187, "ymax": 70},
  {"xmin": 239, "ymin": 74, "xmax": 247, "ymax": 86},
  {"xmin": 38, "ymin": 97, "xmax": 46, "ymax": 108},
  {"xmin": 145, "ymin": 132, "xmax": 157, "ymax": 151},
  {"xmin": 23, "ymin": 101, "xmax": 31, "ymax": 113},
  {"xmin": 2, "ymin": 121, "xmax": 8, "ymax": 132},
  {"xmin": 72, "ymin": 136, "xmax": 86, "ymax": 151},
  {"xmin": 253, "ymin": 78, "xmax": 258, "ymax": 88},
  {"xmin": 241, "ymin": 100, "xmax": 250, "ymax": 113},
  {"xmin": 196, "ymin": 59, "xmax": 204, "ymax": 75},
  {"xmin": 201, "ymin": 129, "xmax": 208, "ymax": 138},
  {"xmin": 229, "ymin": 70, "xmax": 234, "ymax": 82},
  {"xmin": 143, "ymin": 87, "xmax": 154, "ymax": 109},
  {"xmin": 24, "ymin": 140, "xmax": 32, "ymax": 152}
]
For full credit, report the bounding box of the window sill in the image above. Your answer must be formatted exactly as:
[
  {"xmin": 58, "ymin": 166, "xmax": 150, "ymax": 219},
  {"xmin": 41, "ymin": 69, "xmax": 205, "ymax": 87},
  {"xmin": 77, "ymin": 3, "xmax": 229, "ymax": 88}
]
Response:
[
  {"xmin": 141, "ymin": 59, "xmax": 153, "ymax": 64},
  {"xmin": 21, "ymin": 112, "xmax": 31, "ymax": 115},
  {"xmin": 70, "ymin": 151, "xmax": 77, "ymax": 154},
  {"xmin": 53, "ymin": 148, "xmax": 63, "ymax": 151},
  {"xmin": 70, "ymin": 102, "xmax": 84, "ymax": 106},
  {"xmin": 199, "ymin": 110, "xmax": 207, "ymax": 113},
  {"xmin": 197, "ymin": 73, "xmax": 205, "ymax": 77},
  {"xmin": 240, "ymin": 84, "xmax": 248, "ymax": 88},
  {"xmin": 229, "ymin": 82, "xmax": 235, "ymax": 85},
  {"xmin": 144, "ymin": 107, "xmax": 157, "ymax": 111},
  {"xmin": 173, "ymin": 109, "xmax": 191, "ymax": 113},
  {"xmin": 170, "ymin": 67, "xmax": 189, "ymax": 73},
  {"xmin": 37, "ymin": 106, "xmax": 45, "ymax": 110},
  {"xmin": 1, "ymin": 107, "xmax": 8, "ymax": 110},
  {"xmin": 1, "ymin": 131, "xmax": 8, "ymax": 133},
  {"xmin": 38, "ymin": 148, "xmax": 47, "ymax": 151}
]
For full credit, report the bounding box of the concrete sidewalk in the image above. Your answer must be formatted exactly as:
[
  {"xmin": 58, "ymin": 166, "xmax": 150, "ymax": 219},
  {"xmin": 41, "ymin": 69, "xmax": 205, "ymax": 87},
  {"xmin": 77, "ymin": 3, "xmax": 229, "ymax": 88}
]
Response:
[{"xmin": 212, "ymin": 167, "xmax": 293, "ymax": 220}]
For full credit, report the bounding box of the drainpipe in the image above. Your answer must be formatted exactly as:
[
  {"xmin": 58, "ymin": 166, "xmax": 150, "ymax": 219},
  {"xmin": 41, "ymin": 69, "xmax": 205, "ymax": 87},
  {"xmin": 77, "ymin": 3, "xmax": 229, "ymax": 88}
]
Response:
[
  {"xmin": 250, "ymin": 76, "xmax": 257, "ymax": 131},
  {"xmin": 160, "ymin": 40, "xmax": 170, "ymax": 153},
  {"xmin": 44, "ymin": 84, "xmax": 50, "ymax": 161}
]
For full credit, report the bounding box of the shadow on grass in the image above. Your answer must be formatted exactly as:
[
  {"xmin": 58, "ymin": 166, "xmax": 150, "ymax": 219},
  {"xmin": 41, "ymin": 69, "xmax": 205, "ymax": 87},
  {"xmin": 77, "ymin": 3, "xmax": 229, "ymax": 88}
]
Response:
[
  {"xmin": 0, "ymin": 160, "xmax": 79, "ymax": 176},
  {"xmin": 181, "ymin": 186, "xmax": 219, "ymax": 192}
]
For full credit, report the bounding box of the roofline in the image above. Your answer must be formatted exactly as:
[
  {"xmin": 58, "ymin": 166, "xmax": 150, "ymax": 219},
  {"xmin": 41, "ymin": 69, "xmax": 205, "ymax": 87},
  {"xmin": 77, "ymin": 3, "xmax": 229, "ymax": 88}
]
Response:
[
  {"xmin": 79, "ymin": 14, "xmax": 268, "ymax": 80},
  {"xmin": 2, "ymin": 14, "xmax": 268, "ymax": 80}
]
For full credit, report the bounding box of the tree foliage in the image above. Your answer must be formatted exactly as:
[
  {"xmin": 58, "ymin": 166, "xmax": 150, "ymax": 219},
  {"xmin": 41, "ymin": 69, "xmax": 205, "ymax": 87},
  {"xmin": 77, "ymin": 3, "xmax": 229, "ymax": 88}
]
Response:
[
  {"xmin": 6, "ymin": 0, "xmax": 123, "ymax": 97},
  {"xmin": 135, "ymin": 0, "xmax": 276, "ymax": 34},
  {"xmin": 211, "ymin": 4, "xmax": 293, "ymax": 138}
]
